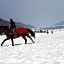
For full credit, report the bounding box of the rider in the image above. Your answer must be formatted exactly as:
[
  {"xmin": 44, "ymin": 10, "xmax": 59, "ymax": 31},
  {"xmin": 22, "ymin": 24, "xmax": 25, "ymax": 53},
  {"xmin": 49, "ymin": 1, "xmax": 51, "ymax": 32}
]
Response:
[{"xmin": 10, "ymin": 18, "xmax": 16, "ymax": 34}]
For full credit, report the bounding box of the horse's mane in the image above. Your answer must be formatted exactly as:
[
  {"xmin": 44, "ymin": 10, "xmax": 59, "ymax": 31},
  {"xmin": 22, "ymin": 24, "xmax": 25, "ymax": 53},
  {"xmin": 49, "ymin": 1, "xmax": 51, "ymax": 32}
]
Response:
[{"xmin": 0, "ymin": 26, "xmax": 9, "ymax": 28}]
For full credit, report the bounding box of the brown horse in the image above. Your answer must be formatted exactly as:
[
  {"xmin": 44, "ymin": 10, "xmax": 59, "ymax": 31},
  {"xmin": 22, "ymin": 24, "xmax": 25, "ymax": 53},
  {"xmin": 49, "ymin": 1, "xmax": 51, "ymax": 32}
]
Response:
[{"xmin": 0, "ymin": 26, "xmax": 35, "ymax": 46}]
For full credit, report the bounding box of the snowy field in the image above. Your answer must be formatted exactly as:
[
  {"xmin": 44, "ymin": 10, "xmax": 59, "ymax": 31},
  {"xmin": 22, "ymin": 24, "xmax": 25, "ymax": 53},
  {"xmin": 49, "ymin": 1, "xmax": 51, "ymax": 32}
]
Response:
[{"xmin": 0, "ymin": 29, "xmax": 64, "ymax": 64}]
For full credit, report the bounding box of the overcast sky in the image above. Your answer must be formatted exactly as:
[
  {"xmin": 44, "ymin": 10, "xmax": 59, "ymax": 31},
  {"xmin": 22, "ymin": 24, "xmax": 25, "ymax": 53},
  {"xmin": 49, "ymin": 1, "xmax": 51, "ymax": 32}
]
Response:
[{"xmin": 0, "ymin": 0, "xmax": 64, "ymax": 28}]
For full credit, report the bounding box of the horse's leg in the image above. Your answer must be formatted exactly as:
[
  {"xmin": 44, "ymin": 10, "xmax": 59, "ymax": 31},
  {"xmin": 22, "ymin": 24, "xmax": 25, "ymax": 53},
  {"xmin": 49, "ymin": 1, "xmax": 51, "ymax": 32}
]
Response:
[
  {"xmin": 22, "ymin": 36, "xmax": 27, "ymax": 44},
  {"xmin": 11, "ymin": 38, "xmax": 14, "ymax": 46},
  {"xmin": 1, "ymin": 38, "xmax": 9, "ymax": 46},
  {"xmin": 27, "ymin": 34, "xmax": 35, "ymax": 43}
]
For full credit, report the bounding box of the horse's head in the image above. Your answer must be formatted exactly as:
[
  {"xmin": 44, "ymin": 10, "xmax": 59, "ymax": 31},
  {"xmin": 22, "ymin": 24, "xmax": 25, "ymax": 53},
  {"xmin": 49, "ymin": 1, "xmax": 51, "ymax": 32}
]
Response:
[{"xmin": 0, "ymin": 26, "xmax": 10, "ymax": 35}]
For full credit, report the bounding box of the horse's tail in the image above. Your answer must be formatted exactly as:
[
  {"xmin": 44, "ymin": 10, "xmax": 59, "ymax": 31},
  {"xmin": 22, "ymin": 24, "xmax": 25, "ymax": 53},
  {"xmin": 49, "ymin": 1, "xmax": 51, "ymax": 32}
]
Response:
[{"xmin": 27, "ymin": 29, "xmax": 35, "ymax": 38}]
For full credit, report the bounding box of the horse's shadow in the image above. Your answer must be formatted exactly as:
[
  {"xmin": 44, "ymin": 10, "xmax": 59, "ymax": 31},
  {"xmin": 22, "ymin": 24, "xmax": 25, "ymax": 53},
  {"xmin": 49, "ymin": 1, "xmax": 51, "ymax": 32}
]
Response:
[
  {"xmin": 1, "ymin": 43, "xmax": 33, "ymax": 47},
  {"xmin": 26, "ymin": 43, "xmax": 33, "ymax": 44},
  {"xmin": 15, "ymin": 42, "xmax": 32, "ymax": 45},
  {"xmin": 14, "ymin": 43, "xmax": 21, "ymax": 46},
  {"xmin": 1, "ymin": 43, "xmax": 21, "ymax": 47}
]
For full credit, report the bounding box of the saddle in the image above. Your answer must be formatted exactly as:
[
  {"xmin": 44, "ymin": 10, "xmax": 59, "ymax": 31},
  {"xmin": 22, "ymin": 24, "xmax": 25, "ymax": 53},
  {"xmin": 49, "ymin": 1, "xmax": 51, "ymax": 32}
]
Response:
[{"xmin": 9, "ymin": 28, "xmax": 17, "ymax": 37}]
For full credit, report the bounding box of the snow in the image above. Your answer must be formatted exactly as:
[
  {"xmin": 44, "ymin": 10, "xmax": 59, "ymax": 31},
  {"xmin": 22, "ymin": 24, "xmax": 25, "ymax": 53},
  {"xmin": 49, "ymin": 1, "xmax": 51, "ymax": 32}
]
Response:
[{"xmin": 0, "ymin": 29, "xmax": 64, "ymax": 64}]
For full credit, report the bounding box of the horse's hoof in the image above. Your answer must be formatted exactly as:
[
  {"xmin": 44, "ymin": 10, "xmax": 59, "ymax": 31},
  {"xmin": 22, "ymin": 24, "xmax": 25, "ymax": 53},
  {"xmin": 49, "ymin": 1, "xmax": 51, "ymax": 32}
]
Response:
[
  {"xmin": 12, "ymin": 45, "xmax": 14, "ymax": 46},
  {"xmin": 1, "ymin": 44, "xmax": 3, "ymax": 46},
  {"xmin": 33, "ymin": 41, "xmax": 35, "ymax": 43}
]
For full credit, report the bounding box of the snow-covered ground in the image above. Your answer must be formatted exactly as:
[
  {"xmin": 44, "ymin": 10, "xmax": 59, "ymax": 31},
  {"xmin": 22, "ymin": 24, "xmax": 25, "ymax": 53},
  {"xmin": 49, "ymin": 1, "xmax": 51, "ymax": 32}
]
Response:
[{"xmin": 0, "ymin": 29, "xmax": 64, "ymax": 64}]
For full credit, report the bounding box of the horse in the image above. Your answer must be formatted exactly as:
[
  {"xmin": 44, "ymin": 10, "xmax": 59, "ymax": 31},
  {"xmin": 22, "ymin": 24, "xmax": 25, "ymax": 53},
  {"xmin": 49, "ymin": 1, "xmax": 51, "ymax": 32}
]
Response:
[{"xmin": 0, "ymin": 26, "xmax": 35, "ymax": 46}]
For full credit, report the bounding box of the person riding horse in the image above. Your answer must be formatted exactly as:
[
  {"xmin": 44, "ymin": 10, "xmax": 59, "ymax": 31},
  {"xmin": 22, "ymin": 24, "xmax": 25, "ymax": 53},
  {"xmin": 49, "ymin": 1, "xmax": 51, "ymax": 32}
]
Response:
[
  {"xmin": 10, "ymin": 18, "xmax": 16, "ymax": 35},
  {"xmin": 0, "ymin": 19, "xmax": 35, "ymax": 46}
]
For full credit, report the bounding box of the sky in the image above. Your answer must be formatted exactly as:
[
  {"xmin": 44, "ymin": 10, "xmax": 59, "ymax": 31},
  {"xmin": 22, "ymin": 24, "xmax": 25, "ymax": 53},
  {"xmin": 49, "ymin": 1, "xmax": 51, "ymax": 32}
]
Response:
[{"xmin": 0, "ymin": 0, "xmax": 64, "ymax": 28}]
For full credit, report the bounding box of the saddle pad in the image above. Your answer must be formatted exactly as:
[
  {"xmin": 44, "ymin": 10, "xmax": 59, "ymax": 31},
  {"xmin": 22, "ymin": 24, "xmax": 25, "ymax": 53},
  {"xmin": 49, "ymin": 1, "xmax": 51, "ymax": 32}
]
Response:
[{"xmin": 16, "ymin": 28, "xmax": 28, "ymax": 34}]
